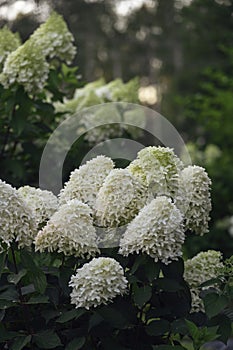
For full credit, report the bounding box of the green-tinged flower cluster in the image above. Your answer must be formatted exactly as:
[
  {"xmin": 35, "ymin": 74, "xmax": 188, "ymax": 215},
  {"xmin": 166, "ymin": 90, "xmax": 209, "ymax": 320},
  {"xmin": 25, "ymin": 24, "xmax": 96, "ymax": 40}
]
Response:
[
  {"xmin": 0, "ymin": 40, "xmax": 49, "ymax": 93},
  {"xmin": 0, "ymin": 180, "xmax": 37, "ymax": 251},
  {"xmin": 30, "ymin": 12, "xmax": 76, "ymax": 64},
  {"xmin": 128, "ymin": 146, "xmax": 184, "ymax": 198},
  {"xmin": 18, "ymin": 186, "xmax": 58, "ymax": 228},
  {"xmin": 119, "ymin": 196, "xmax": 185, "ymax": 264},
  {"xmin": 0, "ymin": 12, "xmax": 76, "ymax": 93},
  {"xmin": 59, "ymin": 156, "xmax": 114, "ymax": 209},
  {"xmin": 184, "ymin": 250, "xmax": 224, "ymax": 311},
  {"xmin": 176, "ymin": 165, "xmax": 212, "ymax": 235},
  {"xmin": 35, "ymin": 199, "xmax": 99, "ymax": 258},
  {"xmin": 69, "ymin": 257, "xmax": 128, "ymax": 309},
  {"xmin": 95, "ymin": 168, "xmax": 147, "ymax": 228},
  {"xmin": 0, "ymin": 26, "xmax": 21, "ymax": 66},
  {"xmin": 54, "ymin": 78, "xmax": 144, "ymax": 144}
]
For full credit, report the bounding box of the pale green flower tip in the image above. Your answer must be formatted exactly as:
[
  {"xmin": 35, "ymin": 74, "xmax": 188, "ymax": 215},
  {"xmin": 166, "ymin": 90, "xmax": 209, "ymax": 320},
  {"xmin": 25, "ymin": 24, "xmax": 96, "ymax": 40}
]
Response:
[
  {"xmin": 0, "ymin": 40, "xmax": 49, "ymax": 93},
  {"xmin": 30, "ymin": 11, "xmax": 77, "ymax": 64},
  {"xmin": 0, "ymin": 26, "xmax": 21, "ymax": 65}
]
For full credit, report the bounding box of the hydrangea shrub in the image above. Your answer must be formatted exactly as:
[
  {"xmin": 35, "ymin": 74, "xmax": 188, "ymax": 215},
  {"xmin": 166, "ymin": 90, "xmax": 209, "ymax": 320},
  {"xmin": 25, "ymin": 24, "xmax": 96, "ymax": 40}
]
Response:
[{"xmin": 0, "ymin": 147, "xmax": 232, "ymax": 349}]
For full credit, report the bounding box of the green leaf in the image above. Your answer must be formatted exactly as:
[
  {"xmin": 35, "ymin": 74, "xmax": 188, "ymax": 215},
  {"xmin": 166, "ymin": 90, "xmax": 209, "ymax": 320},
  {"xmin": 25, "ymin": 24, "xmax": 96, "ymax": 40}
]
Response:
[
  {"xmin": 65, "ymin": 337, "xmax": 85, "ymax": 350},
  {"xmin": 146, "ymin": 319, "xmax": 170, "ymax": 336},
  {"xmin": 161, "ymin": 258, "xmax": 184, "ymax": 280},
  {"xmin": 0, "ymin": 251, "xmax": 7, "ymax": 278},
  {"xmin": 97, "ymin": 306, "xmax": 128, "ymax": 329},
  {"xmin": 145, "ymin": 261, "xmax": 160, "ymax": 282},
  {"xmin": 156, "ymin": 278, "xmax": 184, "ymax": 292},
  {"xmin": 26, "ymin": 295, "xmax": 49, "ymax": 304},
  {"xmin": 11, "ymin": 335, "xmax": 31, "ymax": 350},
  {"xmin": 7, "ymin": 269, "xmax": 27, "ymax": 284},
  {"xmin": 203, "ymin": 293, "xmax": 228, "ymax": 318},
  {"xmin": 56, "ymin": 309, "xmax": 85, "ymax": 323},
  {"xmin": 0, "ymin": 287, "xmax": 19, "ymax": 301},
  {"xmin": 133, "ymin": 285, "xmax": 152, "ymax": 308},
  {"xmin": 33, "ymin": 330, "xmax": 62, "ymax": 349},
  {"xmin": 153, "ymin": 346, "xmax": 186, "ymax": 350}
]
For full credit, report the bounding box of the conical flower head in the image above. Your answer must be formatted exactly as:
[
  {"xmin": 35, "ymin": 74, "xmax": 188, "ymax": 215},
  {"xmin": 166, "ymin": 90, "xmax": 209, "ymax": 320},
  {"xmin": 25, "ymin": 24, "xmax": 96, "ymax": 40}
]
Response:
[
  {"xmin": 0, "ymin": 26, "xmax": 21, "ymax": 66},
  {"xmin": 0, "ymin": 180, "xmax": 37, "ymax": 250},
  {"xmin": 0, "ymin": 40, "xmax": 49, "ymax": 92},
  {"xmin": 30, "ymin": 11, "xmax": 76, "ymax": 64},
  {"xmin": 95, "ymin": 168, "xmax": 147, "ymax": 228},
  {"xmin": 128, "ymin": 146, "xmax": 184, "ymax": 198},
  {"xmin": 59, "ymin": 156, "xmax": 114, "ymax": 209},
  {"xmin": 18, "ymin": 186, "xmax": 58, "ymax": 228},
  {"xmin": 69, "ymin": 257, "xmax": 128, "ymax": 309},
  {"xmin": 176, "ymin": 165, "xmax": 212, "ymax": 235},
  {"xmin": 119, "ymin": 196, "xmax": 185, "ymax": 264},
  {"xmin": 35, "ymin": 199, "xmax": 99, "ymax": 258}
]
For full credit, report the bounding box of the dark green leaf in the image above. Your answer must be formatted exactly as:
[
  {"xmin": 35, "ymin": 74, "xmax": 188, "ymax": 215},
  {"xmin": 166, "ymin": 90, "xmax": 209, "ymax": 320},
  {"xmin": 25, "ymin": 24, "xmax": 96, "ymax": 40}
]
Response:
[
  {"xmin": 146, "ymin": 319, "xmax": 170, "ymax": 336},
  {"xmin": 156, "ymin": 278, "xmax": 184, "ymax": 292},
  {"xmin": 65, "ymin": 337, "xmax": 85, "ymax": 350},
  {"xmin": 7, "ymin": 269, "xmax": 27, "ymax": 284},
  {"xmin": 0, "ymin": 251, "xmax": 7, "ymax": 278},
  {"xmin": 56, "ymin": 309, "xmax": 85, "ymax": 323},
  {"xmin": 133, "ymin": 285, "xmax": 152, "ymax": 308},
  {"xmin": 33, "ymin": 330, "xmax": 62, "ymax": 349},
  {"xmin": 0, "ymin": 287, "xmax": 19, "ymax": 301},
  {"xmin": 26, "ymin": 295, "xmax": 49, "ymax": 304},
  {"xmin": 161, "ymin": 258, "xmax": 184, "ymax": 280},
  {"xmin": 11, "ymin": 335, "xmax": 31, "ymax": 350},
  {"xmin": 153, "ymin": 346, "xmax": 186, "ymax": 350},
  {"xmin": 97, "ymin": 306, "xmax": 128, "ymax": 329},
  {"xmin": 203, "ymin": 293, "xmax": 228, "ymax": 318}
]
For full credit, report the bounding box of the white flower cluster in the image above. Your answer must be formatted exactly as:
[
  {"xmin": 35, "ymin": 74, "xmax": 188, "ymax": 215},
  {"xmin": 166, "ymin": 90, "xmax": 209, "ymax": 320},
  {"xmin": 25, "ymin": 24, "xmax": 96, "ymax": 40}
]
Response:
[
  {"xmin": 184, "ymin": 250, "xmax": 224, "ymax": 312},
  {"xmin": 54, "ymin": 78, "xmax": 143, "ymax": 144},
  {"xmin": 81, "ymin": 105, "xmax": 123, "ymax": 144},
  {"xmin": 128, "ymin": 146, "xmax": 184, "ymax": 198},
  {"xmin": 0, "ymin": 180, "xmax": 36, "ymax": 251},
  {"xmin": 30, "ymin": 12, "xmax": 76, "ymax": 64},
  {"xmin": 0, "ymin": 12, "xmax": 76, "ymax": 93},
  {"xmin": 119, "ymin": 196, "xmax": 185, "ymax": 264},
  {"xmin": 0, "ymin": 40, "xmax": 49, "ymax": 93},
  {"xmin": 0, "ymin": 27, "xmax": 21, "ymax": 66},
  {"xmin": 59, "ymin": 156, "xmax": 114, "ymax": 209},
  {"xmin": 18, "ymin": 186, "xmax": 58, "ymax": 227},
  {"xmin": 35, "ymin": 199, "xmax": 99, "ymax": 258},
  {"xmin": 176, "ymin": 165, "xmax": 212, "ymax": 235},
  {"xmin": 69, "ymin": 257, "xmax": 128, "ymax": 309},
  {"xmin": 95, "ymin": 168, "xmax": 147, "ymax": 228}
]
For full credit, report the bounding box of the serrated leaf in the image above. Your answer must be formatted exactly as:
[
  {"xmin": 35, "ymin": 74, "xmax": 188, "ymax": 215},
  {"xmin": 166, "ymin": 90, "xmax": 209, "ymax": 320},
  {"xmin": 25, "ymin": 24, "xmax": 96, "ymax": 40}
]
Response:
[
  {"xmin": 33, "ymin": 330, "xmax": 62, "ymax": 349},
  {"xmin": 11, "ymin": 335, "xmax": 31, "ymax": 350},
  {"xmin": 65, "ymin": 337, "xmax": 85, "ymax": 350}
]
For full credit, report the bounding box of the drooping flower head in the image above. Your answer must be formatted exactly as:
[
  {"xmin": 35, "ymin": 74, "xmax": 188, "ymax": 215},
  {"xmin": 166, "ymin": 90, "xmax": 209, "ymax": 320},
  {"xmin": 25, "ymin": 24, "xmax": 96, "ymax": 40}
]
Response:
[
  {"xmin": 0, "ymin": 40, "xmax": 49, "ymax": 93},
  {"xmin": 0, "ymin": 26, "xmax": 21, "ymax": 66},
  {"xmin": 0, "ymin": 180, "xmax": 36, "ymax": 250},
  {"xmin": 69, "ymin": 257, "xmax": 128, "ymax": 309},
  {"xmin": 184, "ymin": 250, "xmax": 223, "ymax": 312},
  {"xmin": 128, "ymin": 146, "xmax": 184, "ymax": 198},
  {"xmin": 176, "ymin": 165, "xmax": 212, "ymax": 235},
  {"xmin": 30, "ymin": 12, "xmax": 76, "ymax": 64},
  {"xmin": 59, "ymin": 156, "xmax": 114, "ymax": 209},
  {"xmin": 35, "ymin": 199, "xmax": 99, "ymax": 258},
  {"xmin": 95, "ymin": 168, "xmax": 147, "ymax": 228},
  {"xmin": 18, "ymin": 186, "xmax": 58, "ymax": 228},
  {"xmin": 119, "ymin": 196, "xmax": 184, "ymax": 264}
]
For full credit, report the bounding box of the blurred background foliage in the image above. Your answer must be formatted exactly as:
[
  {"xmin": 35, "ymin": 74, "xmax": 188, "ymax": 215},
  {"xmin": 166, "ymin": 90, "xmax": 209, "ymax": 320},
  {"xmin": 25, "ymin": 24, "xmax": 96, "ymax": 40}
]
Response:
[{"xmin": 0, "ymin": 0, "xmax": 232, "ymax": 257}]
